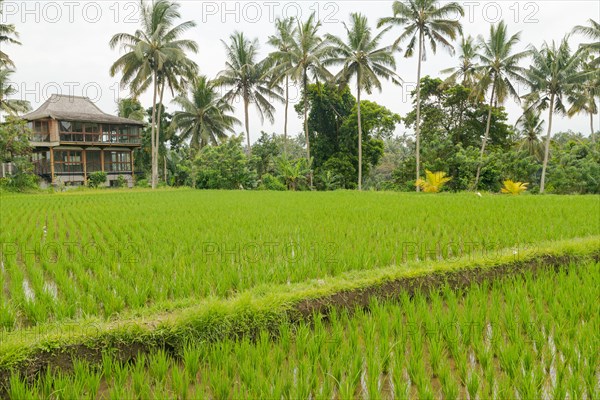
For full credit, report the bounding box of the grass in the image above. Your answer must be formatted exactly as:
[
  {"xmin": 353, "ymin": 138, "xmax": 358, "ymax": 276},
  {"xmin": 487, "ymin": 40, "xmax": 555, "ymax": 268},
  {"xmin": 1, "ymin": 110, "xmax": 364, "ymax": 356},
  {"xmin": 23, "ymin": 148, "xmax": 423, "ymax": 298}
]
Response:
[
  {"xmin": 1, "ymin": 189, "xmax": 598, "ymax": 329},
  {"xmin": 5, "ymin": 260, "xmax": 598, "ymax": 399},
  {"xmin": 1, "ymin": 189, "xmax": 598, "ymax": 395}
]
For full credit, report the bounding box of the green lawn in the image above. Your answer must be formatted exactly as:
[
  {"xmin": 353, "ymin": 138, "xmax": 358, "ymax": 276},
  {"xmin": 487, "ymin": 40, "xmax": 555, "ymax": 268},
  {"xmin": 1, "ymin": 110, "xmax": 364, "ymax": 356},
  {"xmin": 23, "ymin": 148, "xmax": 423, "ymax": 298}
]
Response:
[{"xmin": 1, "ymin": 189, "xmax": 599, "ymax": 328}]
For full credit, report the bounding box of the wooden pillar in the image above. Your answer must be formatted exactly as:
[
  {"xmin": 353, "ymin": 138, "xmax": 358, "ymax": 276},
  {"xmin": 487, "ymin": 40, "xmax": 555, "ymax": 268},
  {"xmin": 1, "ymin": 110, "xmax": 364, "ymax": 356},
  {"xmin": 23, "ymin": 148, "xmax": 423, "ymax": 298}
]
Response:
[
  {"xmin": 82, "ymin": 149, "xmax": 87, "ymax": 182},
  {"xmin": 50, "ymin": 147, "xmax": 55, "ymax": 184},
  {"xmin": 100, "ymin": 148, "xmax": 105, "ymax": 172},
  {"xmin": 130, "ymin": 150, "xmax": 135, "ymax": 175}
]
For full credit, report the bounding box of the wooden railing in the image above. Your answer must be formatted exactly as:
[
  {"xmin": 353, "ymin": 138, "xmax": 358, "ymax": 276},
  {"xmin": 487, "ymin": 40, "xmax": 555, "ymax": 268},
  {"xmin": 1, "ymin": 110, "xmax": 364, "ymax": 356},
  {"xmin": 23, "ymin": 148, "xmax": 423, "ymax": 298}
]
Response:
[{"xmin": 59, "ymin": 132, "xmax": 141, "ymax": 144}]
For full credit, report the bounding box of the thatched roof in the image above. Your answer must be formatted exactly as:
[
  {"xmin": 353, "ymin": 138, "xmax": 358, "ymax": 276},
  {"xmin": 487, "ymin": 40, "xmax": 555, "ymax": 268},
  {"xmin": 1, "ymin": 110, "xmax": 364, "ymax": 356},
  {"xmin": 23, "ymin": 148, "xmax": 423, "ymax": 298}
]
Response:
[{"xmin": 22, "ymin": 95, "xmax": 145, "ymax": 126}]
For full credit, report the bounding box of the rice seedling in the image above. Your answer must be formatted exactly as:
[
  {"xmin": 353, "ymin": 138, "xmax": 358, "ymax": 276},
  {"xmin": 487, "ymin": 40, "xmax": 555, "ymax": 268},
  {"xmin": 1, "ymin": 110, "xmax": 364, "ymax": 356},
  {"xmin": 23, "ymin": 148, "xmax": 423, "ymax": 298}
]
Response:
[
  {"xmin": 5, "ymin": 260, "xmax": 598, "ymax": 399},
  {"xmin": 1, "ymin": 190, "xmax": 597, "ymax": 329}
]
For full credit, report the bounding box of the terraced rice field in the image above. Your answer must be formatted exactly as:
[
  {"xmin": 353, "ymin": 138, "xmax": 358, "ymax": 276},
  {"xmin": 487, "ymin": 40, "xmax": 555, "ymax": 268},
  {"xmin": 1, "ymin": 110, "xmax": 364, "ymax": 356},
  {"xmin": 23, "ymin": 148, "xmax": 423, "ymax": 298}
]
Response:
[
  {"xmin": 1, "ymin": 189, "xmax": 598, "ymax": 399},
  {"xmin": 5, "ymin": 261, "xmax": 598, "ymax": 399},
  {"xmin": 1, "ymin": 190, "xmax": 598, "ymax": 329}
]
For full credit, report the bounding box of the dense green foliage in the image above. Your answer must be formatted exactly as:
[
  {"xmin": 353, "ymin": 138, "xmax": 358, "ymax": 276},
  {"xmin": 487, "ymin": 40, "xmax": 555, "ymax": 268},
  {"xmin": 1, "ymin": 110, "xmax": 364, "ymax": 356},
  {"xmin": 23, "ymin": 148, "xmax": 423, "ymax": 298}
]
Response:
[
  {"xmin": 87, "ymin": 172, "xmax": 107, "ymax": 189},
  {"xmin": 0, "ymin": 117, "xmax": 37, "ymax": 191}
]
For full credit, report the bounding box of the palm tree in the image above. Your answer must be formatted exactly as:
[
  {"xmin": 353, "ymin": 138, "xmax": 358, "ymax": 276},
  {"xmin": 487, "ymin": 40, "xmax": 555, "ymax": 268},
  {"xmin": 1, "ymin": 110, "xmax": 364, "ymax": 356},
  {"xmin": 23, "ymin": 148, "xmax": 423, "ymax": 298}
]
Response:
[
  {"xmin": 278, "ymin": 13, "xmax": 333, "ymax": 167},
  {"xmin": 378, "ymin": 0, "xmax": 464, "ymax": 192},
  {"xmin": 441, "ymin": 35, "xmax": 480, "ymax": 88},
  {"xmin": 472, "ymin": 21, "xmax": 529, "ymax": 190},
  {"xmin": 515, "ymin": 108, "xmax": 544, "ymax": 161},
  {"xmin": 523, "ymin": 37, "xmax": 591, "ymax": 193},
  {"xmin": 326, "ymin": 13, "xmax": 400, "ymax": 190},
  {"xmin": 109, "ymin": 0, "xmax": 198, "ymax": 189},
  {"xmin": 573, "ymin": 19, "xmax": 600, "ymax": 65},
  {"xmin": 171, "ymin": 75, "xmax": 239, "ymax": 153},
  {"xmin": 568, "ymin": 54, "xmax": 599, "ymax": 138},
  {"xmin": 267, "ymin": 17, "xmax": 296, "ymax": 142},
  {"xmin": 0, "ymin": 0, "xmax": 21, "ymax": 68},
  {"xmin": 219, "ymin": 32, "xmax": 282, "ymax": 153},
  {"xmin": 0, "ymin": 68, "xmax": 31, "ymax": 116}
]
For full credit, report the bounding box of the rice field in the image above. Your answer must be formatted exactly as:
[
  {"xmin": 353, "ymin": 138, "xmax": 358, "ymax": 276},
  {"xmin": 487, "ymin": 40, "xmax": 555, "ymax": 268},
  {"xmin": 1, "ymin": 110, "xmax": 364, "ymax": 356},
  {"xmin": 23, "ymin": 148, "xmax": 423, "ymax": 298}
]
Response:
[
  {"xmin": 1, "ymin": 189, "xmax": 598, "ymax": 329},
  {"xmin": 6, "ymin": 261, "xmax": 598, "ymax": 399}
]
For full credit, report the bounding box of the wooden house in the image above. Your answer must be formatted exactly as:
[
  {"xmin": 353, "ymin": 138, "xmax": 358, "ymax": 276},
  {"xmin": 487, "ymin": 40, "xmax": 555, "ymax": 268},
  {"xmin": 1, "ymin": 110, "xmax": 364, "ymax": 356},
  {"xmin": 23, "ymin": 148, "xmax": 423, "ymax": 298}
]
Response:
[{"xmin": 22, "ymin": 94, "xmax": 144, "ymax": 187}]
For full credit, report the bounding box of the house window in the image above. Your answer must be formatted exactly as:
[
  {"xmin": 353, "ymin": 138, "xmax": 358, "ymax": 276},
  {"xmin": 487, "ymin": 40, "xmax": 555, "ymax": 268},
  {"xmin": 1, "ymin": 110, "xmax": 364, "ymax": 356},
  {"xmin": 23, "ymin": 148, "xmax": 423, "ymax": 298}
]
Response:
[
  {"xmin": 28, "ymin": 121, "xmax": 50, "ymax": 141},
  {"xmin": 54, "ymin": 150, "xmax": 83, "ymax": 173},
  {"xmin": 60, "ymin": 121, "xmax": 72, "ymax": 132},
  {"xmin": 106, "ymin": 151, "xmax": 131, "ymax": 172}
]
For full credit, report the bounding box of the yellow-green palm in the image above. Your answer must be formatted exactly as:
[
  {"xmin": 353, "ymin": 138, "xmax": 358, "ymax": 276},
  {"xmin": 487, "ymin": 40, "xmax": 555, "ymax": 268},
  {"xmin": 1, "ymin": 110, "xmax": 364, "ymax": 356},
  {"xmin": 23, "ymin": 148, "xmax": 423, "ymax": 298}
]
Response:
[{"xmin": 416, "ymin": 170, "xmax": 452, "ymax": 193}]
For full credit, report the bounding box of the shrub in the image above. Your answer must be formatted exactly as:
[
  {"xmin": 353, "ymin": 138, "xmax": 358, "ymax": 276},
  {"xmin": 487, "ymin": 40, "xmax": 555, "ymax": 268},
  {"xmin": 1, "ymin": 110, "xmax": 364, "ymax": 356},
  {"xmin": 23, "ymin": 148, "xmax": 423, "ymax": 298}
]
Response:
[
  {"xmin": 501, "ymin": 180, "xmax": 528, "ymax": 195},
  {"xmin": 88, "ymin": 171, "xmax": 107, "ymax": 188},
  {"xmin": 258, "ymin": 173, "xmax": 286, "ymax": 191},
  {"xmin": 193, "ymin": 135, "xmax": 257, "ymax": 190},
  {"xmin": 136, "ymin": 178, "xmax": 150, "ymax": 188},
  {"xmin": 115, "ymin": 175, "xmax": 127, "ymax": 188},
  {"xmin": 0, "ymin": 159, "xmax": 39, "ymax": 192}
]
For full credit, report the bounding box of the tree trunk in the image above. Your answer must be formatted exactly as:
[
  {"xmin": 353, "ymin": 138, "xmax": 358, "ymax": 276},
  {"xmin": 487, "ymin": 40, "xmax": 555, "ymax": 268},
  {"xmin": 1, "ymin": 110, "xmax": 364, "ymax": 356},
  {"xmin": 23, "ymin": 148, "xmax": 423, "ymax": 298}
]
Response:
[
  {"xmin": 155, "ymin": 81, "xmax": 166, "ymax": 185},
  {"xmin": 244, "ymin": 91, "xmax": 250, "ymax": 154},
  {"xmin": 163, "ymin": 154, "xmax": 167, "ymax": 184},
  {"xmin": 284, "ymin": 75, "xmax": 289, "ymax": 143},
  {"xmin": 590, "ymin": 112, "xmax": 595, "ymax": 142},
  {"xmin": 303, "ymin": 70, "xmax": 312, "ymax": 187},
  {"xmin": 150, "ymin": 71, "xmax": 158, "ymax": 189},
  {"xmin": 473, "ymin": 77, "xmax": 496, "ymax": 190},
  {"xmin": 414, "ymin": 31, "xmax": 424, "ymax": 192},
  {"xmin": 540, "ymin": 93, "xmax": 555, "ymax": 194},
  {"xmin": 357, "ymin": 80, "xmax": 363, "ymax": 191}
]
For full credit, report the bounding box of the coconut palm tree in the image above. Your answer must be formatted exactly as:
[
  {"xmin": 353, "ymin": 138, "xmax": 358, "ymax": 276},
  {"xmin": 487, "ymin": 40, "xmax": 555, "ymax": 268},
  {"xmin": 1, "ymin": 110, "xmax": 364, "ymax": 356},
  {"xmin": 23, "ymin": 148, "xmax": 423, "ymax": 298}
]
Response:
[
  {"xmin": 0, "ymin": 0, "xmax": 21, "ymax": 68},
  {"xmin": 109, "ymin": 0, "xmax": 198, "ymax": 189},
  {"xmin": 218, "ymin": 32, "xmax": 282, "ymax": 153},
  {"xmin": 378, "ymin": 0, "xmax": 464, "ymax": 191},
  {"xmin": 441, "ymin": 35, "xmax": 480, "ymax": 88},
  {"xmin": 278, "ymin": 13, "xmax": 333, "ymax": 167},
  {"xmin": 171, "ymin": 75, "xmax": 239, "ymax": 153},
  {"xmin": 568, "ymin": 54, "xmax": 599, "ymax": 138},
  {"xmin": 523, "ymin": 37, "xmax": 591, "ymax": 193},
  {"xmin": 515, "ymin": 108, "xmax": 544, "ymax": 161},
  {"xmin": 0, "ymin": 68, "xmax": 30, "ymax": 116},
  {"xmin": 573, "ymin": 19, "xmax": 599, "ymax": 65},
  {"xmin": 472, "ymin": 21, "xmax": 529, "ymax": 190},
  {"xmin": 326, "ymin": 13, "xmax": 400, "ymax": 190},
  {"xmin": 267, "ymin": 17, "xmax": 296, "ymax": 142}
]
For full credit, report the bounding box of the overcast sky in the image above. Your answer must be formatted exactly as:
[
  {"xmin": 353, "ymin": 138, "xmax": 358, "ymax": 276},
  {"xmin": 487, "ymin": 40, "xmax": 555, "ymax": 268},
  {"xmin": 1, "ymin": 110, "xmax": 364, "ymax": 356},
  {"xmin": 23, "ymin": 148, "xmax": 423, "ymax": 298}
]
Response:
[{"xmin": 3, "ymin": 0, "xmax": 599, "ymax": 143}]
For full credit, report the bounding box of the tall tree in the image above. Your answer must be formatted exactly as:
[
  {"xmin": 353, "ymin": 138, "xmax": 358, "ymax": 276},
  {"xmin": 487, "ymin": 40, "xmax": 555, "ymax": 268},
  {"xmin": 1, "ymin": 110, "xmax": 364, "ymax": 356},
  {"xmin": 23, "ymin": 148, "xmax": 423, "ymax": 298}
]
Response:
[
  {"xmin": 472, "ymin": 21, "xmax": 529, "ymax": 190},
  {"xmin": 0, "ymin": 69, "xmax": 30, "ymax": 116},
  {"xmin": 441, "ymin": 35, "xmax": 480, "ymax": 88},
  {"xmin": 378, "ymin": 0, "xmax": 464, "ymax": 191},
  {"xmin": 219, "ymin": 32, "xmax": 282, "ymax": 153},
  {"xmin": 567, "ymin": 54, "xmax": 599, "ymax": 138},
  {"xmin": 0, "ymin": 0, "xmax": 21, "ymax": 68},
  {"xmin": 280, "ymin": 13, "xmax": 332, "ymax": 169},
  {"xmin": 523, "ymin": 37, "xmax": 591, "ymax": 193},
  {"xmin": 171, "ymin": 75, "xmax": 239, "ymax": 153},
  {"xmin": 573, "ymin": 19, "xmax": 600, "ymax": 66},
  {"xmin": 326, "ymin": 13, "xmax": 399, "ymax": 190},
  {"xmin": 109, "ymin": 0, "xmax": 198, "ymax": 189},
  {"xmin": 267, "ymin": 17, "xmax": 296, "ymax": 143},
  {"xmin": 515, "ymin": 108, "xmax": 544, "ymax": 161}
]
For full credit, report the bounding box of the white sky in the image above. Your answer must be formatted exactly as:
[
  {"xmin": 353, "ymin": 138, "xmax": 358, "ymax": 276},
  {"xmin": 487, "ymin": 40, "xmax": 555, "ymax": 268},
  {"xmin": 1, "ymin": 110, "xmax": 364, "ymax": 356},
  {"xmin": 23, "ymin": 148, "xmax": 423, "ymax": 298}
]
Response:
[{"xmin": 3, "ymin": 1, "xmax": 600, "ymax": 143}]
